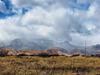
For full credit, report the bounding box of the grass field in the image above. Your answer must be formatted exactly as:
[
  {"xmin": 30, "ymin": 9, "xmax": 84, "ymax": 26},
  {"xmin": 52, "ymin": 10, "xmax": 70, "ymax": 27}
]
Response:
[{"xmin": 0, "ymin": 56, "xmax": 100, "ymax": 75}]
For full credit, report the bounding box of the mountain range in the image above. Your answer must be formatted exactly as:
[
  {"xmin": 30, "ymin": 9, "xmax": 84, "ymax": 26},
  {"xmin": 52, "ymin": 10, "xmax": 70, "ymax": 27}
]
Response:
[{"xmin": 0, "ymin": 38, "xmax": 100, "ymax": 54}]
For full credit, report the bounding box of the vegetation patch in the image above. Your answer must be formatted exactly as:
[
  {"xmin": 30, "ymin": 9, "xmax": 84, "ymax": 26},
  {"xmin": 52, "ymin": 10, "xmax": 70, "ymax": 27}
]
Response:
[{"xmin": 0, "ymin": 56, "xmax": 100, "ymax": 75}]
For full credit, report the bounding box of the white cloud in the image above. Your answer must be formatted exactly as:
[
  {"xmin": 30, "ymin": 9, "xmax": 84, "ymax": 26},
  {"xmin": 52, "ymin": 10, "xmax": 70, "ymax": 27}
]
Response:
[
  {"xmin": 34, "ymin": 25, "xmax": 55, "ymax": 36},
  {"xmin": 85, "ymin": 24, "xmax": 96, "ymax": 31},
  {"xmin": 87, "ymin": 2, "xmax": 97, "ymax": 18},
  {"xmin": 1, "ymin": 0, "xmax": 100, "ymax": 46},
  {"xmin": 21, "ymin": 7, "xmax": 55, "ymax": 26}
]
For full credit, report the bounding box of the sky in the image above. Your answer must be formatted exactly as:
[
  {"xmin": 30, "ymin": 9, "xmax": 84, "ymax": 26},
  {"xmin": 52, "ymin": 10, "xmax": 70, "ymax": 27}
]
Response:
[{"xmin": 0, "ymin": 0, "xmax": 100, "ymax": 46}]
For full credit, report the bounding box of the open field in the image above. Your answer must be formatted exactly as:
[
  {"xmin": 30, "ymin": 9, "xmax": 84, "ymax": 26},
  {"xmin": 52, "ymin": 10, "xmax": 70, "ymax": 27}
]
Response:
[{"xmin": 0, "ymin": 56, "xmax": 100, "ymax": 75}]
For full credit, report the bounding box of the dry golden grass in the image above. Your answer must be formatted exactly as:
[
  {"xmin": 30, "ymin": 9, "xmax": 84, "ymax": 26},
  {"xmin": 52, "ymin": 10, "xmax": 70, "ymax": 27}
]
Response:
[{"xmin": 0, "ymin": 56, "xmax": 100, "ymax": 75}]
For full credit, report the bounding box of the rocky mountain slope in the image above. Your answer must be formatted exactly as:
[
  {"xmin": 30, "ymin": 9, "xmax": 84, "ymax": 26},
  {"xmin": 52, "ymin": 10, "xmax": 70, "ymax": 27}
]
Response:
[
  {"xmin": 0, "ymin": 38, "xmax": 100, "ymax": 54},
  {"xmin": 17, "ymin": 49, "xmax": 71, "ymax": 56}
]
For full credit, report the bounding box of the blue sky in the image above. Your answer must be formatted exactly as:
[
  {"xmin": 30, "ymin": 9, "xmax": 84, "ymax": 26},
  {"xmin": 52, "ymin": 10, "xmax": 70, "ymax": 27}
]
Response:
[
  {"xmin": 0, "ymin": 0, "xmax": 100, "ymax": 46},
  {"xmin": 0, "ymin": 0, "xmax": 90, "ymax": 18}
]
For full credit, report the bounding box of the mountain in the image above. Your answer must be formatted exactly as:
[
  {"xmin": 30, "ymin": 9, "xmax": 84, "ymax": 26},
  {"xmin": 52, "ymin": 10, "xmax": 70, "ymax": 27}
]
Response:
[
  {"xmin": 0, "ymin": 38, "xmax": 86, "ymax": 54},
  {"xmin": 33, "ymin": 38, "xmax": 60, "ymax": 49},
  {"xmin": 0, "ymin": 38, "xmax": 61, "ymax": 50},
  {"xmin": 60, "ymin": 41, "xmax": 77, "ymax": 49},
  {"xmin": 17, "ymin": 50, "xmax": 42, "ymax": 56},
  {"xmin": 69, "ymin": 49, "xmax": 86, "ymax": 55},
  {"xmin": 0, "ymin": 49, "xmax": 17, "ymax": 56},
  {"xmin": 46, "ymin": 47, "xmax": 68, "ymax": 54},
  {"xmin": 0, "ymin": 39, "xmax": 42, "ymax": 50},
  {"xmin": 88, "ymin": 44, "xmax": 100, "ymax": 54},
  {"xmin": 43, "ymin": 49, "xmax": 71, "ymax": 56},
  {"xmin": 17, "ymin": 49, "xmax": 71, "ymax": 57},
  {"xmin": 1, "ymin": 38, "xmax": 100, "ymax": 54},
  {"xmin": 91, "ymin": 44, "xmax": 100, "ymax": 50},
  {"xmin": 0, "ymin": 42, "xmax": 5, "ymax": 47}
]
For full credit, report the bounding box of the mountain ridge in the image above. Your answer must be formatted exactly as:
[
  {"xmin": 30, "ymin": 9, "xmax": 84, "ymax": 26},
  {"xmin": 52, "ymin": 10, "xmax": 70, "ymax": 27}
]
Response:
[{"xmin": 0, "ymin": 38, "xmax": 100, "ymax": 54}]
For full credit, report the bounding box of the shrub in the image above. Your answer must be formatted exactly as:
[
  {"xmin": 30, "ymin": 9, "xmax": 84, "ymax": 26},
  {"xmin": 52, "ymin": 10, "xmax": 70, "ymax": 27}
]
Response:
[{"xmin": 0, "ymin": 49, "xmax": 9, "ymax": 56}]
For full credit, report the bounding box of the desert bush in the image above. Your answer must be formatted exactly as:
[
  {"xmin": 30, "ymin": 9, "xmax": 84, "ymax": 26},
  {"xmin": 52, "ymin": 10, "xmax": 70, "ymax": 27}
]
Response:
[{"xmin": 0, "ymin": 49, "xmax": 9, "ymax": 56}]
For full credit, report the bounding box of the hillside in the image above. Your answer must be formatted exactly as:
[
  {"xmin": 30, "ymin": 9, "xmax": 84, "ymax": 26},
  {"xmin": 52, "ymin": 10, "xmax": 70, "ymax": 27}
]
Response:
[
  {"xmin": 0, "ymin": 49, "xmax": 16, "ymax": 56},
  {"xmin": 0, "ymin": 48, "xmax": 71, "ymax": 57},
  {"xmin": 88, "ymin": 44, "xmax": 100, "ymax": 54},
  {"xmin": 0, "ymin": 38, "xmax": 100, "ymax": 54},
  {"xmin": 17, "ymin": 49, "xmax": 71, "ymax": 57}
]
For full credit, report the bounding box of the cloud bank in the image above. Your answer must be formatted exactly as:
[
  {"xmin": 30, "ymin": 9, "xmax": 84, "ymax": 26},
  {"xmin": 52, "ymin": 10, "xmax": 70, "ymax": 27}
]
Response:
[{"xmin": 0, "ymin": 0, "xmax": 100, "ymax": 46}]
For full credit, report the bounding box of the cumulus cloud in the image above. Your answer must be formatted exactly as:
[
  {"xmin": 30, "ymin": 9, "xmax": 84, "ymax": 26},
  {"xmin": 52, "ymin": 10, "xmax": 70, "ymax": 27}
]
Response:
[{"xmin": 0, "ymin": 0, "xmax": 100, "ymax": 46}]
